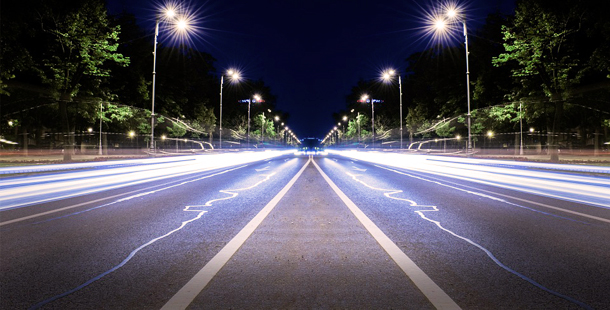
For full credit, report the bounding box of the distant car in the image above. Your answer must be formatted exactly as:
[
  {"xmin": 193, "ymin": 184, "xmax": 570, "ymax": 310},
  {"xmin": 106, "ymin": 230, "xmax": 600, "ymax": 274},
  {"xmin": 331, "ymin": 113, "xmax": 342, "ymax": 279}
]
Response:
[{"xmin": 294, "ymin": 147, "xmax": 327, "ymax": 156}]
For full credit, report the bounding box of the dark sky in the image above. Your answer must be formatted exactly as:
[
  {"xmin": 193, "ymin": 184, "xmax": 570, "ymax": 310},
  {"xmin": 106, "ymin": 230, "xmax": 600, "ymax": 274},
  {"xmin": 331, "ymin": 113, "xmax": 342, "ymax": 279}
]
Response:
[{"xmin": 106, "ymin": 0, "xmax": 515, "ymax": 139}]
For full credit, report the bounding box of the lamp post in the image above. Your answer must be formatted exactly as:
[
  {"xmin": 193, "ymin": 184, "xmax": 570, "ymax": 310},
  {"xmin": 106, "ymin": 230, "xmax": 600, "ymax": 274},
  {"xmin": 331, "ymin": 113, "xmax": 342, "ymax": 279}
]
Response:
[
  {"xmin": 150, "ymin": 7, "xmax": 190, "ymax": 153},
  {"xmin": 519, "ymin": 101, "xmax": 524, "ymax": 155},
  {"xmin": 284, "ymin": 126, "xmax": 288, "ymax": 145},
  {"xmin": 351, "ymin": 109, "xmax": 361, "ymax": 145},
  {"xmin": 99, "ymin": 102, "xmax": 103, "ymax": 155},
  {"xmin": 486, "ymin": 130, "xmax": 494, "ymax": 150},
  {"xmin": 242, "ymin": 94, "xmax": 262, "ymax": 148},
  {"xmin": 382, "ymin": 69, "xmax": 403, "ymax": 149},
  {"xmin": 219, "ymin": 69, "xmax": 240, "ymax": 149},
  {"xmin": 434, "ymin": 7, "xmax": 472, "ymax": 155},
  {"xmin": 360, "ymin": 94, "xmax": 379, "ymax": 148},
  {"xmin": 279, "ymin": 121, "xmax": 284, "ymax": 145},
  {"xmin": 261, "ymin": 109, "xmax": 271, "ymax": 143},
  {"xmin": 274, "ymin": 116, "xmax": 280, "ymax": 144},
  {"xmin": 334, "ymin": 126, "xmax": 338, "ymax": 145}
]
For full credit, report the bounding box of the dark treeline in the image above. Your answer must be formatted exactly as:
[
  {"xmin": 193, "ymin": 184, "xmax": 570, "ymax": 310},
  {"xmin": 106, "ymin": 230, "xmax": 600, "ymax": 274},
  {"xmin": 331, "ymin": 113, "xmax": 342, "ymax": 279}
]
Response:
[
  {"xmin": 0, "ymin": 0, "xmax": 287, "ymax": 160},
  {"xmin": 335, "ymin": 0, "xmax": 610, "ymax": 160}
]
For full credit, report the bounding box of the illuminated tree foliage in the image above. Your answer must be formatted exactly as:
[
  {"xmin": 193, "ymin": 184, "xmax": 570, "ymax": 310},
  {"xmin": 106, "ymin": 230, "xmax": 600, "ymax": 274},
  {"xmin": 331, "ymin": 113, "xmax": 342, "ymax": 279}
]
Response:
[
  {"xmin": 35, "ymin": 0, "xmax": 129, "ymax": 160},
  {"xmin": 493, "ymin": 0, "xmax": 610, "ymax": 160}
]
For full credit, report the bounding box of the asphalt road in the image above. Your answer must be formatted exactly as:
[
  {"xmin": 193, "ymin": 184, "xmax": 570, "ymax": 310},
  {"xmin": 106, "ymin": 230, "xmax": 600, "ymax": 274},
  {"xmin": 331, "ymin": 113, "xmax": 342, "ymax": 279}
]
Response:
[{"xmin": 1, "ymin": 153, "xmax": 609, "ymax": 309}]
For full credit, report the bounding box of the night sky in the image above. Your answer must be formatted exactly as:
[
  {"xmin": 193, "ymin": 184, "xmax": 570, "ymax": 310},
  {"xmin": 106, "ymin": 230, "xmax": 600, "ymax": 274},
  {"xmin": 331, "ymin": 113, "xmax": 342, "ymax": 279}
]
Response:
[{"xmin": 106, "ymin": 0, "xmax": 515, "ymax": 139}]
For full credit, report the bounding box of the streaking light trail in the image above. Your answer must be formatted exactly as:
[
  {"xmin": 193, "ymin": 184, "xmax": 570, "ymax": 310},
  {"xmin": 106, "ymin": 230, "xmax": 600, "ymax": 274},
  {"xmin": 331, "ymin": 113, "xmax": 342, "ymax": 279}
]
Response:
[
  {"xmin": 0, "ymin": 150, "xmax": 293, "ymax": 211},
  {"xmin": 29, "ymin": 166, "xmax": 279, "ymax": 309},
  {"xmin": 328, "ymin": 150, "xmax": 610, "ymax": 209}
]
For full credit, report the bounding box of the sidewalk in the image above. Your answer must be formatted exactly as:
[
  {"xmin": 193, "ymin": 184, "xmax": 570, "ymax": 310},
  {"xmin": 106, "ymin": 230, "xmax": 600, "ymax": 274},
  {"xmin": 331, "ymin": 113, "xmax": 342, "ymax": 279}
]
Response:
[{"xmin": 472, "ymin": 154, "xmax": 610, "ymax": 165}]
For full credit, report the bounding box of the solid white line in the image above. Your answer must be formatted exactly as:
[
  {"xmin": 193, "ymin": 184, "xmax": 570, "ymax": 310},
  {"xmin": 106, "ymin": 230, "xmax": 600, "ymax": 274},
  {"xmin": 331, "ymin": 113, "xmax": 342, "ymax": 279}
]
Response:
[
  {"xmin": 161, "ymin": 157, "xmax": 311, "ymax": 310},
  {"xmin": 312, "ymin": 159, "xmax": 461, "ymax": 310}
]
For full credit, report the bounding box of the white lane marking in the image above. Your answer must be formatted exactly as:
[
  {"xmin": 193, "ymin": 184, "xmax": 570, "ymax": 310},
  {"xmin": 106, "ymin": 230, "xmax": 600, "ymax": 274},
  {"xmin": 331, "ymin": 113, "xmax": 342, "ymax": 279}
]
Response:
[
  {"xmin": 161, "ymin": 158, "xmax": 311, "ymax": 310},
  {"xmin": 30, "ymin": 168, "xmax": 277, "ymax": 309},
  {"xmin": 312, "ymin": 160, "xmax": 460, "ymax": 310},
  {"xmin": 255, "ymin": 166, "xmax": 270, "ymax": 172},
  {"xmin": 0, "ymin": 166, "xmax": 247, "ymax": 227},
  {"xmin": 352, "ymin": 166, "xmax": 367, "ymax": 172},
  {"xmin": 376, "ymin": 165, "xmax": 610, "ymax": 224},
  {"xmin": 346, "ymin": 169, "xmax": 592, "ymax": 309}
]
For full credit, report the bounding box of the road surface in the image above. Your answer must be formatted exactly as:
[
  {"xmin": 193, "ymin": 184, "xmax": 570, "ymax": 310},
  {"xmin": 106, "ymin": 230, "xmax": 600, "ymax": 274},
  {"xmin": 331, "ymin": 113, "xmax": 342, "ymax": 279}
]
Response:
[{"xmin": 1, "ymin": 152, "xmax": 609, "ymax": 309}]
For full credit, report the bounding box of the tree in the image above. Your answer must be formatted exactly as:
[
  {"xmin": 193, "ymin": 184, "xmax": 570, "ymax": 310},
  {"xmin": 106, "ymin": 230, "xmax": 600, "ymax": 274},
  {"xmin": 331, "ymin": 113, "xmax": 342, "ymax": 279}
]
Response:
[
  {"xmin": 493, "ymin": 0, "xmax": 610, "ymax": 161},
  {"xmin": 435, "ymin": 122, "xmax": 456, "ymax": 151},
  {"xmin": 0, "ymin": 1, "xmax": 35, "ymax": 96},
  {"xmin": 35, "ymin": 0, "xmax": 129, "ymax": 160},
  {"xmin": 405, "ymin": 105, "xmax": 427, "ymax": 144}
]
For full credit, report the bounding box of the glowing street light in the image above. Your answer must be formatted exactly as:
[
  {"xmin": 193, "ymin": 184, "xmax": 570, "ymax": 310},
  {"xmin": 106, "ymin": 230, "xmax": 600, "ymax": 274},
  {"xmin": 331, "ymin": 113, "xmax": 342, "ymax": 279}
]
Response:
[
  {"xmin": 431, "ymin": 4, "xmax": 472, "ymax": 155},
  {"xmin": 359, "ymin": 94, "xmax": 381, "ymax": 147},
  {"xmin": 219, "ymin": 69, "xmax": 240, "ymax": 149},
  {"xmin": 98, "ymin": 102, "xmax": 103, "ymax": 155},
  {"xmin": 150, "ymin": 4, "xmax": 194, "ymax": 153},
  {"xmin": 382, "ymin": 69, "xmax": 403, "ymax": 149},
  {"xmin": 240, "ymin": 94, "xmax": 263, "ymax": 148}
]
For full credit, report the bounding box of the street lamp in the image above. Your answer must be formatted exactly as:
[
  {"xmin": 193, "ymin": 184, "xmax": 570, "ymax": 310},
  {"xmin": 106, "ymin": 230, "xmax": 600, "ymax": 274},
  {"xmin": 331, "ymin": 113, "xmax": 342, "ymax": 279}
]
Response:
[
  {"xmin": 519, "ymin": 101, "xmax": 524, "ymax": 155},
  {"xmin": 242, "ymin": 94, "xmax": 262, "ymax": 148},
  {"xmin": 284, "ymin": 126, "xmax": 288, "ymax": 145},
  {"xmin": 350, "ymin": 108, "xmax": 361, "ymax": 145},
  {"xmin": 487, "ymin": 130, "xmax": 494, "ymax": 149},
  {"xmin": 360, "ymin": 94, "xmax": 380, "ymax": 147},
  {"xmin": 98, "ymin": 102, "xmax": 103, "ymax": 155},
  {"xmin": 433, "ymin": 5, "xmax": 472, "ymax": 155},
  {"xmin": 382, "ymin": 69, "xmax": 403, "ymax": 149},
  {"xmin": 150, "ymin": 6, "xmax": 192, "ymax": 153},
  {"xmin": 219, "ymin": 69, "xmax": 240, "ymax": 149},
  {"xmin": 273, "ymin": 116, "xmax": 280, "ymax": 143},
  {"xmin": 261, "ymin": 109, "xmax": 272, "ymax": 143}
]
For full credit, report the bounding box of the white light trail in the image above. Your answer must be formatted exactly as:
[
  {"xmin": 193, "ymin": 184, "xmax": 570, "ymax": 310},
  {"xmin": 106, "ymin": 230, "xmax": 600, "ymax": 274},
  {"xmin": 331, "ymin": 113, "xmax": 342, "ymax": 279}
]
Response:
[
  {"xmin": 0, "ymin": 150, "xmax": 293, "ymax": 211},
  {"xmin": 329, "ymin": 150, "xmax": 610, "ymax": 209}
]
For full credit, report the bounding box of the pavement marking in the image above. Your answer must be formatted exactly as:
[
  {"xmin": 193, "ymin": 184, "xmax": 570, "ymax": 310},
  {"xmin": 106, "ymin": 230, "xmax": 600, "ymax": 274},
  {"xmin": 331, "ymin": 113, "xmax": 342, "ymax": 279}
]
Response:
[
  {"xmin": 0, "ymin": 166, "xmax": 248, "ymax": 227},
  {"xmin": 343, "ymin": 170, "xmax": 591, "ymax": 309},
  {"xmin": 377, "ymin": 165, "xmax": 610, "ymax": 224},
  {"xmin": 312, "ymin": 159, "xmax": 461, "ymax": 310},
  {"xmin": 161, "ymin": 157, "xmax": 312, "ymax": 310},
  {"xmin": 30, "ymin": 167, "xmax": 280, "ymax": 309}
]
